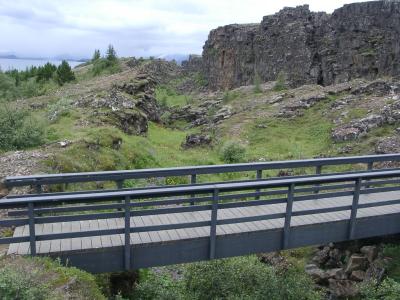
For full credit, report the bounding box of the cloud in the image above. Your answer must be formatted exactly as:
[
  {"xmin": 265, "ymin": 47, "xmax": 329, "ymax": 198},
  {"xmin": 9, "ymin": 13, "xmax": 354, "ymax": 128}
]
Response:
[{"xmin": 0, "ymin": 0, "xmax": 371, "ymax": 58}]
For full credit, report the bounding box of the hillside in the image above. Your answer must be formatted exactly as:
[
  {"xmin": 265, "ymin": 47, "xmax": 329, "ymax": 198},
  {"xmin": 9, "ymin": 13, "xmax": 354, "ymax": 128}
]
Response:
[{"xmin": 2, "ymin": 1, "xmax": 400, "ymax": 299}]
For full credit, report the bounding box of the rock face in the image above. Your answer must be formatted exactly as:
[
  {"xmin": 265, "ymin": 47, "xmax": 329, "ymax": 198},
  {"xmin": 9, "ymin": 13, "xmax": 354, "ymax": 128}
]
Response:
[
  {"xmin": 203, "ymin": 1, "xmax": 400, "ymax": 90},
  {"xmin": 182, "ymin": 54, "xmax": 203, "ymax": 74}
]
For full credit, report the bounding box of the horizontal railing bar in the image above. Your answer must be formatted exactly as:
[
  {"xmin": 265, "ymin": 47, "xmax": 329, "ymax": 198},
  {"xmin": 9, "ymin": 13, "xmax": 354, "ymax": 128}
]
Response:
[
  {"xmin": 0, "ymin": 218, "xmax": 29, "ymax": 227},
  {"xmin": 8, "ymin": 167, "xmax": 389, "ymax": 199},
  {"xmin": 35, "ymin": 211, "xmax": 124, "ymax": 224},
  {"xmin": 217, "ymin": 213, "xmax": 287, "ymax": 225},
  {"xmin": 6, "ymin": 154, "xmax": 400, "ymax": 187},
  {"xmin": 0, "ymin": 236, "xmax": 30, "ymax": 244},
  {"xmin": 36, "ymin": 228, "xmax": 125, "ymax": 241},
  {"xmin": 3, "ymin": 169, "xmax": 400, "ymax": 207},
  {"xmin": 130, "ymin": 220, "xmax": 211, "ymax": 233},
  {"xmin": 291, "ymin": 205, "xmax": 353, "ymax": 216},
  {"xmin": 358, "ymin": 198, "xmax": 400, "ymax": 209},
  {"xmin": 130, "ymin": 204, "xmax": 212, "ymax": 216}
]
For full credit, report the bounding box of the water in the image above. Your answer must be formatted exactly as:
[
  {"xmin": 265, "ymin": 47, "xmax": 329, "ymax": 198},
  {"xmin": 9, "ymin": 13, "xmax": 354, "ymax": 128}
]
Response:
[{"xmin": 0, "ymin": 58, "xmax": 83, "ymax": 71}]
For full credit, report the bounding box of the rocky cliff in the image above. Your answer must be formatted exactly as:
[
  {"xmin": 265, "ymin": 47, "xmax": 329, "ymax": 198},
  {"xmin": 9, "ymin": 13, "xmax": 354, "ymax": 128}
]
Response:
[{"xmin": 203, "ymin": 1, "xmax": 400, "ymax": 90}]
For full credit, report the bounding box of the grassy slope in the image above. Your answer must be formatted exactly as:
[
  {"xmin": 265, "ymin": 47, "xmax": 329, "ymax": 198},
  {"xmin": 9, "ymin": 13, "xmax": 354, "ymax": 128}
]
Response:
[{"xmin": 4, "ymin": 60, "xmax": 400, "ymax": 298}]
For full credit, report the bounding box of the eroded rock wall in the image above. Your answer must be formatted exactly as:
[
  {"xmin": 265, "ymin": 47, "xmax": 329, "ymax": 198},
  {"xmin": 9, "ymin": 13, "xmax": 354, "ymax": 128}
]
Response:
[{"xmin": 203, "ymin": 1, "xmax": 400, "ymax": 90}]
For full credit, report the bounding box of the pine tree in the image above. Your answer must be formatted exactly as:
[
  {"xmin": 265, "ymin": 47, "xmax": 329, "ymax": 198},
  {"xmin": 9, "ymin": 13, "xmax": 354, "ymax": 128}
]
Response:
[
  {"xmin": 56, "ymin": 60, "xmax": 75, "ymax": 86},
  {"xmin": 92, "ymin": 49, "xmax": 101, "ymax": 62},
  {"xmin": 106, "ymin": 44, "xmax": 117, "ymax": 63}
]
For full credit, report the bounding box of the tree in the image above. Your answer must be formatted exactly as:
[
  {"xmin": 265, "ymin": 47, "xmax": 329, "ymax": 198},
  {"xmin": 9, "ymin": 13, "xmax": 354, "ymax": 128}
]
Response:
[
  {"xmin": 92, "ymin": 49, "xmax": 101, "ymax": 62},
  {"xmin": 36, "ymin": 62, "xmax": 56, "ymax": 82},
  {"xmin": 106, "ymin": 44, "xmax": 117, "ymax": 63},
  {"xmin": 56, "ymin": 60, "xmax": 75, "ymax": 86}
]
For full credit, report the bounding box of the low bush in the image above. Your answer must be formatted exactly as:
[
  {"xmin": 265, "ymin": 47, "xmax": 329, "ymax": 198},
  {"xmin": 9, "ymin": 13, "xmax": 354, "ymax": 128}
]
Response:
[
  {"xmin": 0, "ymin": 256, "xmax": 105, "ymax": 300},
  {"xmin": 360, "ymin": 278, "xmax": 400, "ymax": 300},
  {"xmin": 134, "ymin": 256, "xmax": 321, "ymax": 300},
  {"xmin": 220, "ymin": 141, "xmax": 246, "ymax": 163},
  {"xmin": 0, "ymin": 105, "xmax": 45, "ymax": 151}
]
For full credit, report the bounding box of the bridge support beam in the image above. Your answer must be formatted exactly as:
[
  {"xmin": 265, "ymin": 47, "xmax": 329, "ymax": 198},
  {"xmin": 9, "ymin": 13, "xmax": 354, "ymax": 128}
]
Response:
[
  {"xmin": 282, "ymin": 184, "xmax": 294, "ymax": 249},
  {"xmin": 124, "ymin": 196, "xmax": 131, "ymax": 270},
  {"xmin": 209, "ymin": 189, "xmax": 219, "ymax": 259},
  {"xmin": 348, "ymin": 178, "xmax": 361, "ymax": 239}
]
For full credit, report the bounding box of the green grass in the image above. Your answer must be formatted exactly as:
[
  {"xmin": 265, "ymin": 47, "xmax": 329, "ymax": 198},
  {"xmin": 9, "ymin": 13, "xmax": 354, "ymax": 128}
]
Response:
[
  {"xmin": 383, "ymin": 244, "xmax": 400, "ymax": 282},
  {"xmin": 244, "ymin": 103, "xmax": 335, "ymax": 161},
  {"xmin": 156, "ymin": 86, "xmax": 192, "ymax": 107}
]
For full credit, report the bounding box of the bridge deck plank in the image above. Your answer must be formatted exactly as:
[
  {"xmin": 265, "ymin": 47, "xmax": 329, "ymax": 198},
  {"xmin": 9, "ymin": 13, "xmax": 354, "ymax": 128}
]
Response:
[{"xmin": 8, "ymin": 191, "xmax": 400, "ymax": 255}]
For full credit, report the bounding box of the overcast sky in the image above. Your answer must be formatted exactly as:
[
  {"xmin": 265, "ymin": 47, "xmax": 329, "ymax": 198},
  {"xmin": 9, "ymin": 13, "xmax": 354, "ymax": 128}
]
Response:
[{"xmin": 0, "ymin": 0, "xmax": 370, "ymax": 59}]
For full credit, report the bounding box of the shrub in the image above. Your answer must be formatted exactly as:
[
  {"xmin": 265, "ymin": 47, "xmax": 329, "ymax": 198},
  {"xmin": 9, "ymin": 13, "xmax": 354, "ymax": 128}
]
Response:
[
  {"xmin": 134, "ymin": 256, "xmax": 321, "ymax": 300},
  {"xmin": 0, "ymin": 105, "xmax": 45, "ymax": 151},
  {"xmin": 92, "ymin": 58, "xmax": 121, "ymax": 76},
  {"xmin": 360, "ymin": 278, "xmax": 400, "ymax": 300},
  {"xmin": 273, "ymin": 71, "xmax": 287, "ymax": 92},
  {"xmin": 47, "ymin": 97, "xmax": 73, "ymax": 122},
  {"xmin": 220, "ymin": 141, "xmax": 246, "ymax": 163},
  {"xmin": 0, "ymin": 256, "xmax": 105, "ymax": 300}
]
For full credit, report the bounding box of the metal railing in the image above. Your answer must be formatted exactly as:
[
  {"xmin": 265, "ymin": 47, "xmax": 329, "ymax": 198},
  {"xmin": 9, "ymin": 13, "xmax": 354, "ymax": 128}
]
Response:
[
  {"xmin": 3, "ymin": 153, "xmax": 400, "ymax": 196},
  {"xmin": 1, "ymin": 168, "xmax": 400, "ymax": 269}
]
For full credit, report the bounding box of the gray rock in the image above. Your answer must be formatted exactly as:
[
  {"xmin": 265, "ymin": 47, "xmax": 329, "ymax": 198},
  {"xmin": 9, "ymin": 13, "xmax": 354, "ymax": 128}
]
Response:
[
  {"xmin": 305, "ymin": 264, "xmax": 329, "ymax": 284},
  {"xmin": 350, "ymin": 270, "xmax": 366, "ymax": 282},
  {"xmin": 203, "ymin": 2, "xmax": 400, "ymax": 90},
  {"xmin": 328, "ymin": 279, "xmax": 359, "ymax": 298},
  {"xmin": 108, "ymin": 110, "xmax": 148, "ymax": 136},
  {"xmin": 182, "ymin": 134, "xmax": 212, "ymax": 148},
  {"xmin": 360, "ymin": 245, "xmax": 379, "ymax": 263},
  {"xmin": 345, "ymin": 254, "xmax": 368, "ymax": 273}
]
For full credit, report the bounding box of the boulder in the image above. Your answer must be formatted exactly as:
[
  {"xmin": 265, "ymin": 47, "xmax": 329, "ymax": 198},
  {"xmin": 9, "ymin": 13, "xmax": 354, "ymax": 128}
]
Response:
[
  {"xmin": 312, "ymin": 246, "xmax": 331, "ymax": 265},
  {"xmin": 350, "ymin": 270, "xmax": 366, "ymax": 282},
  {"xmin": 345, "ymin": 254, "xmax": 368, "ymax": 273},
  {"xmin": 182, "ymin": 134, "xmax": 212, "ymax": 148},
  {"xmin": 365, "ymin": 260, "xmax": 386, "ymax": 283},
  {"xmin": 375, "ymin": 136, "xmax": 400, "ymax": 154},
  {"xmin": 108, "ymin": 110, "xmax": 148, "ymax": 136},
  {"xmin": 328, "ymin": 279, "xmax": 359, "ymax": 298},
  {"xmin": 360, "ymin": 245, "xmax": 379, "ymax": 263},
  {"xmin": 305, "ymin": 264, "xmax": 329, "ymax": 284}
]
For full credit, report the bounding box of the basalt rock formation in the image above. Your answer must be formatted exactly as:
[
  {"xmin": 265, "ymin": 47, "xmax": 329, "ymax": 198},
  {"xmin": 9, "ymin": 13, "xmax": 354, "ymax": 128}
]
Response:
[{"xmin": 202, "ymin": 1, "xmax": 400, "ymax": 90}]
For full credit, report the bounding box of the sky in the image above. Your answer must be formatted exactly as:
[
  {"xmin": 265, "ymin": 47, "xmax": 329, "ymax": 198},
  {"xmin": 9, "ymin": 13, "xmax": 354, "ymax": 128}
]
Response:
[{"xmin": 0, "ymin": 0, "xmax": 370, "ymax": 59}]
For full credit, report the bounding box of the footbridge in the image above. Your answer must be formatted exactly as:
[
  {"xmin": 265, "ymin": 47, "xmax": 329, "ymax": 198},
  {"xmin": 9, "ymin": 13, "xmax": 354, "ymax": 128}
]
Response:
[{"xmin": 2, "ymin": 154, "xmax": 400, "ymax": 273}]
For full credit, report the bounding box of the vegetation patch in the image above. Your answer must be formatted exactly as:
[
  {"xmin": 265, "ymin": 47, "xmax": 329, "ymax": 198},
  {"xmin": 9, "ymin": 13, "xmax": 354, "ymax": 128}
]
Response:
[
  {"xmin": 0, "ymin": 105, "xmax": 45, "ymax": 152},
  {"xmin": 0, "ymin": 256, "xmax": 104, "ymax": 300}
]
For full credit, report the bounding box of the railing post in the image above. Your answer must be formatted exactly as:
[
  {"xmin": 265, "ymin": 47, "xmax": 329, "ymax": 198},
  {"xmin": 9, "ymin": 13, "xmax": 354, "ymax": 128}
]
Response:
[
  {"xmin": 348, "ymin": 178, "xmax": 361, "ymax": 239},
  {"xmin": 255, "ymin": 170, "xmax": 262, "ymax": 200},
  {"xmin": 190, "ymin": 174, "xmax": 197, "ymax": 205},
  {"xmin": 35, "ymin": 184, "xmax": 42, "ymax": 194},
  {"xmin": 28, "ymin": 202, "xmax": 36, "ymax": 256},
  {"xmin": 209, "ymin": 189, "xmax": 219, "ymax": 259},
  {"xmin": 282, "ymin": 184, "xmax": 295, "ymax": 249},
  {"xmin": 365, "ymin": 162, "xmax": 373, "ymax": 189},
  {"xmin": 124, "ymin": 196, "xmax": 131, "ymax": 270},
  {"xmin": 314, "ymin": 165, "xmax": 322, "ymax": 194}
]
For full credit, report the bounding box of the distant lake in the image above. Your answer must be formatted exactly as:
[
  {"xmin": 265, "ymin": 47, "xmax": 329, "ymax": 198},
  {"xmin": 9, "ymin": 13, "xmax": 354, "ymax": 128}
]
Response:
[{"xmin": 0, "ymin": 58, "xmax": 83, "ymax": 71}]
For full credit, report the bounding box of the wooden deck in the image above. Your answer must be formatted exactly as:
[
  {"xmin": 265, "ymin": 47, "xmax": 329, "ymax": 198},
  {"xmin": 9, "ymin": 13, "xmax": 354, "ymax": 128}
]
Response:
[{"xmin": 8, "ymin": 190, "xmax": 400, "ymax": 256}]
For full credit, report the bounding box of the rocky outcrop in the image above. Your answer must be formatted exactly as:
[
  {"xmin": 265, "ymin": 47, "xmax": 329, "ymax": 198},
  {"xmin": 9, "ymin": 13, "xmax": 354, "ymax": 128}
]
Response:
[
  {"xmin": 203, "ymin": 1, "xmax": 400, "ymax": 90},
  {"xmin": 182, "ymin": 54, "xmax": 203, "ymax": 74},
  {"xmin": 306, "ymin": 242, "xmax": 386, "ymax": 298},
  {"xmin": 77, "ymin": 73, "xmax": 160, "ymax": 135}
]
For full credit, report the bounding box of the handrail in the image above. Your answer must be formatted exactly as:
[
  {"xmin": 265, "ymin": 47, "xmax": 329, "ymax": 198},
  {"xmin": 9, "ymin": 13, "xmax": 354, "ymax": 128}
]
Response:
[
  {"xmin": 4, "ymin": 154, "xmax": 400, "ymax": 191},
  {"xmin": 2, "ymin": 169, "xmax": 400, "ymax": 207},
  {"xmin": 2, "ymin": 167, "xmax": 400, "ymax": 265}
]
